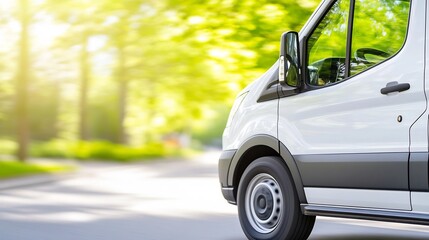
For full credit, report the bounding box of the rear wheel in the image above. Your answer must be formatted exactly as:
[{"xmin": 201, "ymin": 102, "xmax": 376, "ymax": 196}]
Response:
[{"xmin": 237, "ymin": 156, "xmax": 315, "ymax": 240}]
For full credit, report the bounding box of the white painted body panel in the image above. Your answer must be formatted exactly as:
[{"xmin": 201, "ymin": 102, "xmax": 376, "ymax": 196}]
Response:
[
  {"xmin": 409, "ymin": 0, "xmax": 429, "ymax": 154},
  {"xmin": 221, "ymin": 0, "xmax": 334, "ymax": 152},
  {"xmin": 411, "ymin": 192, "xmax": 429, "ymax": 213},
  {"xmin": 279, "ymin": 0, "xmax": 426, "ymax": 155},
  {"xmin": 222, "ymin": 0, "xmax": 429, "ymax": 215},
  {"xmin": 409, "ymin": 112, "xmax": 428, "ymax": 153},
  {"xmin": 222, "ymin": 64, "xmax": 278, "ymax": 151},
  {"xmin": 305, "ymin": 188, "xmax": 411, "ymax": 211},
  {"xmin": 303, "ymin": 189, "xmax": 429, "ymax": 215},
  {"xmin": 409, "ymin": 0, "xmax": 429, "ymax": 214}
]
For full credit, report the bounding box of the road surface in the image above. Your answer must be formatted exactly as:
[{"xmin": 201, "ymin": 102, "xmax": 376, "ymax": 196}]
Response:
[{"xmin": 1, "ymin": 151, "xmax": 429, "ymax": 240}]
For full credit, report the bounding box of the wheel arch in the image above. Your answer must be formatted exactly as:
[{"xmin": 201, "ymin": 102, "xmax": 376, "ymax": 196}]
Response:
[{"xmin": 228, "ymin": 134, "xmax": 308, "ymax": 204}]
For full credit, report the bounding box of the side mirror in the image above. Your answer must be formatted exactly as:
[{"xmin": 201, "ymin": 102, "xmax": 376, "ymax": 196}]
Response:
[{"xmin": 279, "ymin": 31, "xmax": 300, "ymax": 87}]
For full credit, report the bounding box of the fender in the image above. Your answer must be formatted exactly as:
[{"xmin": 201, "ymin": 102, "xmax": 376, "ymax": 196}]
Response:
[{"xmin": 227, "ymin": 134, "xmax": 308, "ymax": 203}]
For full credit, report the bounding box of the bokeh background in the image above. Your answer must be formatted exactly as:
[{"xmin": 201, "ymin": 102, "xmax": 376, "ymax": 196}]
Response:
[
  {"xmin": 3, "ymin": 2, "xmax": 429, "ymax": 240},
  {"xmin": 0, "ymin": 0, "xmax": 319, "ymax": 168}
]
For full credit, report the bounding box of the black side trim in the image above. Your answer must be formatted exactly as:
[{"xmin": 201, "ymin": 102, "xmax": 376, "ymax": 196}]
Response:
[
  {"xmin": 257, "ymin": 66, "xmax": 300, "ymax": 102},
  {"xmin": 221, "ymin": 187, "xmax": 236, "ymax": 205},
  {"xmin": 227, "ymin": 135, "xmax": 307, "ymax": 204},
  {"xmin": 279, "ymin": 142, "xmax": 307, "ymax": 203},
  {"xmin": 295, "ymin": 153, "xmax": 409, "ymax": 190},
  {"xmin": 218, "ymin": 150, "xmax": 236, "ymax": 187},
  {"xmin": 257, "ymin": 69, "xmax": 280, "ymax": 103},
  {"xmin": 410, "ymin": 152, "xmax": 429, "ymax": 191},
  {"xmin": 257, "ymin": 85, "xmax": 279, "ymax": 103},
  {"xmin": 228, "ymin": 135, "xmax": 279, "ymax": 186},
  {"xmin": 344, "ymin": 0, "xmax": 355, "ymax": 78},
  {"xmin": 278, "ymin": 85, "xmax": 299, "ymax": 99},
  {"xmin": 302, "ymin": 204, "xmax": 429, "ymax": 226}
]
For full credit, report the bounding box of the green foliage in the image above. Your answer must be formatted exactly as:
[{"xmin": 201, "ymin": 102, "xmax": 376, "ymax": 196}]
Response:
[
  {"xmin": 0, "ymin": 139, "xmax": 17, "ymax": 155},
  {"xmin": 0, "ymin": 0, "xmax": 321, "ymax": 160},
  {"xmin": 0, "ymin": 161, "xmax": 74, "ymax": 179},
  {"xmin": 30, "ymin": 140, "xmax": 185, "ymax": 162},
  {"xmin": 191, "ymin": 105, "xmax": 230, "ymax": 146}
]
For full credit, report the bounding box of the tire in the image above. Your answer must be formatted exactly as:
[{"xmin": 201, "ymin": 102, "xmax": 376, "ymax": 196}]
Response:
[{"xmin": 237, "ymin": 156, "xmax": 315, "ymax": 240}]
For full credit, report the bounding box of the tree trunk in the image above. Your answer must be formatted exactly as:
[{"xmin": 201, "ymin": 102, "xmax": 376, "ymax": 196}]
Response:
[
  {"xmin": 51, "ymin": 81, "xmax": 60, "ymax": 139},
  {"xmin": 117, "ymin": 46, "xmax": 128, "ymax": 144},
  {"xmin": 79, "ymin": 37, "xmax": 90, "ymax": 141},
  {"xmin": 16, "ymin": 0, "xmax": 30, "ymax": 162}
]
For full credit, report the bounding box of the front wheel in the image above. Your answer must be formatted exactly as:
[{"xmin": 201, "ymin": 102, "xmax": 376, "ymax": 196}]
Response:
[{"xmin": 237, "ymin": 156, "xmax": 315, "ymax": 240}]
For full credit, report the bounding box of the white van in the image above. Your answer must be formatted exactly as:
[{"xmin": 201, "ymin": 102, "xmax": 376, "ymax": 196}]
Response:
[{"xmin": 218, "ymin": 0, "xmax": 429, "ymax": 239}]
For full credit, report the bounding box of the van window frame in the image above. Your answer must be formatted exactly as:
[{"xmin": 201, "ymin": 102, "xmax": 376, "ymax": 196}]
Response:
[{"xmin": 301, "ymin": 0, "xmax": 413, "ymax": 91}]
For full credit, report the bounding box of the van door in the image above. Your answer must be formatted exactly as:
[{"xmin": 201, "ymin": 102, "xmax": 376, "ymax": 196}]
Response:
[
  {"xmin": 410, "ymin": 0, "xmax": 429, "ymax": 214},
  {"xmin": 278, "ymin": 0, "xmax": 426, "ymax": 210}
]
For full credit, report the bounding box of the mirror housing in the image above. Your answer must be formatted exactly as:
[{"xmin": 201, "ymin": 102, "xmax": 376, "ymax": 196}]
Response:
[{"xmin": 279, "ymin": 31, "xmax": 300, "ymax": 87}]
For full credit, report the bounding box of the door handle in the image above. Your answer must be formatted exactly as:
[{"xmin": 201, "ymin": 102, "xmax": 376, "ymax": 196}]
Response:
[{"xmin": 380, "ymin": 81, "xmax": 410, "ymax": 95}]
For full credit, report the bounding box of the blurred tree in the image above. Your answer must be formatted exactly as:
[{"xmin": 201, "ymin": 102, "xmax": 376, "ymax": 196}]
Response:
[
  {"xmin": 166, "ymin": 0, "xmax": 319, "ymax": 87},
  {"xmin": 0, "ymin": 1, "xmax": 17, "ymax": 138},
  {"xmin": 0, "ymin": 0, "xmax": 322, "ymax": 154},
  {"xmin": 42, "ymin": 0, "xmax": 106, "ymax": 141},
  {"xmin": 16, "ymin": 0, "xmax": 30, "ymax": 161},
  {"xmin": 144, "ymin": 0, "xmax": 319, "ymax": 143},
  {"xmin": 79, "ymin": 35, "xmax": 90, "ymax": 140},
  {"xmin": 99, "ymin": 0, "xmax": 145, "ymax": 144}
]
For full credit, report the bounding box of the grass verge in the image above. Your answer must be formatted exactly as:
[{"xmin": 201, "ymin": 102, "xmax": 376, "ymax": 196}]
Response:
[
  {"xmin": 0, "ymin": 139, "xmax": 199, "ymax": 162},
  {"xmin": 30, "ymin": 140, "xmax": 197, "ymax": 162},
  {"xmin": 0, "ymin": 161, "xmax": 75, "ymax": 179}
]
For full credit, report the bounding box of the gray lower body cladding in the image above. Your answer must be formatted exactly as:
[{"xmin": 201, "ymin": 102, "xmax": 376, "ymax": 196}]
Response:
[{"xmin": 295, "ymin": 152, "xmax": 428, "ymax": 191}]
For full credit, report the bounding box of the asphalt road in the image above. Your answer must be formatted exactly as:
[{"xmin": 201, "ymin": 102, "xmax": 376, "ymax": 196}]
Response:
[{"xmin": 1, "ymin": 150, "xmax": 429, "ymax": 240}]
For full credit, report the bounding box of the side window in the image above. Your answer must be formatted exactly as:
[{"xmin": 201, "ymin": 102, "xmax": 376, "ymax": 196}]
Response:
[
  {"xmin": 307, "ymin": 0, "xmax": 411, "ymax": 87},
  {"xmin": 307, "ymin": 0, "xmax": 350, "ymax": 86},
  {"xmin": 351, "ymin": 0, "xmax": 410, "ymax": 76}
]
